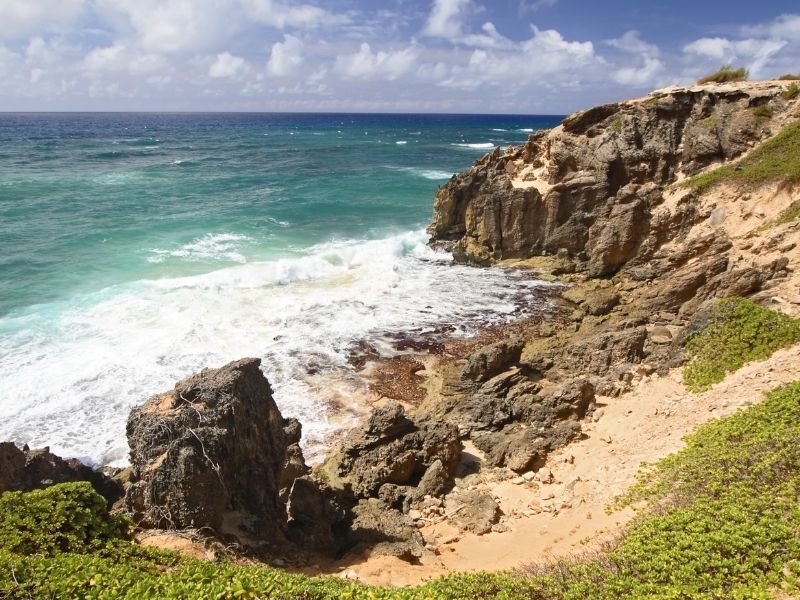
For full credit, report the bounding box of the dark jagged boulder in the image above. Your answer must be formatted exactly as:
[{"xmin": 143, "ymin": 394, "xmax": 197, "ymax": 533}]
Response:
[
  {"xmin": 319, "ymin": 403, "xmax": 461, "ymax": 499},
  {"xmin": 124, "ymin": 358, "xmax": 298, "ymax": 538},
  {"xmin": 0, "ymin": 442, "xmax": 122, "ymax": 504}
]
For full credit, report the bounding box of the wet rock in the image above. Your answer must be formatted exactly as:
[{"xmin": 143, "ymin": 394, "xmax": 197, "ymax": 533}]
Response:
[{"xmin": 461, "ymin": 338, "xmax": 524, "ymax": 382}]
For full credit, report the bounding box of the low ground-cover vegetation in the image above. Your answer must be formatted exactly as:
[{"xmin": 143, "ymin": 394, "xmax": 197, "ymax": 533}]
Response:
[
  {"xmin": 681, "ymin": 120, "xmax": 800, "ymax": 193},
  {"xmin": 4, "ymin": 383, "xmax": 800, "ymax": 598},
  {"xmin": 683, "ymin": 297, "xmax": 800, "ymax": 392}
]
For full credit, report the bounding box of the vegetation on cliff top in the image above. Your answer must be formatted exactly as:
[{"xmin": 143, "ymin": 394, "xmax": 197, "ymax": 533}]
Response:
[
  {"xmin": 683, "ymin": 298, "xmax": 800, "ymax": 392},
  {"xmin": 5, "ymin": 380, "xmax": 800, "ymax": 598},
  {"xmin": 697, "ymin": 65, "xmax": 748, "ymax": 84},
  {"xmin": 681, "ymin": 120, "xmax": 800, "ymax": 194}
]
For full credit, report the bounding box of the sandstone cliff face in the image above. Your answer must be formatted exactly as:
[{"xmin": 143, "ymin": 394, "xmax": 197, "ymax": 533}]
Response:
[{"xmin": 428, "ymin": 81, "xmax": 796, "ymax": 277}]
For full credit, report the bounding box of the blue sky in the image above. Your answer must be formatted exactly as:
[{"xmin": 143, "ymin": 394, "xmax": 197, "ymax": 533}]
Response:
[{"xmin": 1, "ymin": 0, "xmax": 798, "ymax": 113}]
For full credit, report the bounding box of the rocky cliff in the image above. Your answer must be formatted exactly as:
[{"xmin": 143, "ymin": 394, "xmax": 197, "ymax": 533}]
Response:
[{"xmin": 428, "ymin": 81, "xmax": 796, "ymax": 277}]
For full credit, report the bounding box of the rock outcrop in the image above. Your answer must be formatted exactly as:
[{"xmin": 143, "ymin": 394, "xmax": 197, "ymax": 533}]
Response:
[
  {"xmin": 428, "ymin": 81, "xmax": 795, "ymax": 278},
  {"xmin": 124, "ymin": 358, "xmax": 313, "ymax": 541},
  {"xmin": 0, "ymin": 442, "xmax": 122, "ymax": 503}
]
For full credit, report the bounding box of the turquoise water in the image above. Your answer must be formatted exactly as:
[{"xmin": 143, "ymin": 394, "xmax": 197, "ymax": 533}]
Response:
[{"xmin": 0, "ymin": 112, "xmax": 561, "ymax": 465}]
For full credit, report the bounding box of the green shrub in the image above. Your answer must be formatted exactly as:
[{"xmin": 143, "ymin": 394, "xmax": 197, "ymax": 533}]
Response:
[
  {"xmin": 610, "ymin": 116, "xmax": 623, "ymax": 134},
  {"xmin": 6, "ymin": 383, "xmax": 800, "ymax": 598},
  {"xmin": 697, "ymin": 65, "xmax": 748, "ymax": 84},
  {"xmin": 0, "ymin": 482, "xmax": 131, "ymax": 556},
  {"xmin": 752, "ymin": 104, "xmax": 775, "ymax": 120},
  {"xmin": 683, "ymin": 297, "xmax": 800, "ymax": 392},
  {"xmin": 682, "ymin": 120, "xmax": 800, "ymax": 193},
  {"xmin": 778, "ymin": 74, "xmax": 800, "ymax": 81},
  {"xmin": 783, "ymin": 83, "xmax": 800, "ymax": 101},
  {"xmin": 775, "ymin": 199, "xmax": 800, "ymax": 225}
]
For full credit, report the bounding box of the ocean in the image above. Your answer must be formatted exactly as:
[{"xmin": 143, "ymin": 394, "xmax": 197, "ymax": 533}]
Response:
[{"xmin": 0, "ymin": 112, "xmax": 562, "ymax": 467}]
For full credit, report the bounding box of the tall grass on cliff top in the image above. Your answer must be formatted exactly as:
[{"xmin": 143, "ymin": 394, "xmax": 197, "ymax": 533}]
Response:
[
  {"xmin": 697, "ymin": 65, "xmax": 748, "ymax": 84},
  {"xmin": 5, "ymin": 382, "xmax": 800, "ymax": 597},
  {"xmin": 683, "ymin": 297, "xmax": 800, "ymax": 392},
  {"xmin": 682, "ymin": 120, "xmax": 800, "ymax": 194}
]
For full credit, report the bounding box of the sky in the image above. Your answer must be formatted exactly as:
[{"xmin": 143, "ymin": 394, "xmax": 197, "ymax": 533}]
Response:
[{"xmin": 0, "ymin": 0, "xmax": 799, "ymax": 113}]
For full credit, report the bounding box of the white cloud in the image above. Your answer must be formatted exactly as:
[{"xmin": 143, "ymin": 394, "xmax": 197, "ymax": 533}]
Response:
[
  {"xmin": 608, "ymin": 30, "xmax": 660, "ymax": 57},
  {"xmin": 742, "ymin": 13, "xmax": 800, "ymax": 40},
  {"xmin": 439, "ymin": 25, "xmax": 598, "ymax": 89},
  {"xmin": 519, "ymin": 0, "xmax": 558, "ymax": 13},
  {"xmin": 0, "ymin": 0, "xmax": 84, "ymax": 40},
  {"xmin": 83, "ymin": 43, "xmax": 168, "ymax": 76},
  {"xmin": 423, "ymin": 0, "xmax": 471, "ymax": 39},
  {"xmin": 209, "ymin": 51, "xmax": 246, "ymax": 78},
  {"xmin": 684, "ymin": 37, "xmax": 788, "ymax": 78},
  {"xmin": 241, "ymin": 0, "xmax": 334, "ymax": 29},
  {"xmin": 607, "ymin": 31, "xmax": 663, "ymax": 86},
  {"xmin": 95, "ymin": 0, "xmax": 240, "ymax": 54},
  {"xmin": 335, "ymin": 43, "xmax": 418, "ymax": 80},
  {"xmin": 267, "ymin": 35, "xmax": 304, "ymax": 76}
]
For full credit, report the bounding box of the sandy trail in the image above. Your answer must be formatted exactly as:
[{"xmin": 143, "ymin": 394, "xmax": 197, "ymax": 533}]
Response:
[{"xmin": 334, "ymin": 342, "xmax": 800, "ymax": 587}]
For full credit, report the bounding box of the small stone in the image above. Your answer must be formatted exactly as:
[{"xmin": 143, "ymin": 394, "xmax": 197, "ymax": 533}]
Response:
[
  {"xmin": 650, "ymin": 326, "xmax": 673, "ymax": 344},
  {"xmin": 522, "ymin": 471, "xmax": 536, "ymax": 482},
  {"xmin": 408, "ymin": 509, "xmax": 422, "ymax": 520},
  {"xmin": 511, "ymin": 476, "xmax": 526, "ymax": 485},
  {"xmin": 536, "ymin": 467, "xmax": 554, "ymax": 484},
  {"xmin": 440, "ymin": 535, "xmax": 460, "ymax": 544},
  {"xmin": 491, "ymin": 523, "xmax": 509, "ymax": 533},
  {"xmin": 541, "ymin": 491, "xmax": 555, "ymax": 501},
  {"xmin": 592, "ymin": 408, "xmax": 605, "ymax": 422}
]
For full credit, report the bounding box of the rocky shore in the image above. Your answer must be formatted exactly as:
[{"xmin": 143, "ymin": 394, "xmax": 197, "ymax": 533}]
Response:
[{"xmin": 2, "ymin": 79, "xmax": 799, "ymax": 581}]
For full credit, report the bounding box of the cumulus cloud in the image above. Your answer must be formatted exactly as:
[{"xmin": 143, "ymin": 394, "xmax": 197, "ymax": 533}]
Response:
[
  {"xmin": 268, "ymin": 34, "xmax": 304, "ymax": 76},
  {"xmin": 335, "ymin": 43, "xmax": 418, "ymax": 80},
  {"xmin": 423, "ymin": 0, "xmax": 471, "ymax": 39},
  {"xmin": 439, "ymin": 25, "xmax": 598, "ymax": 89},
  {"xmin": 607, "ymin": 31, "xmax": 663, "ymax": 86},
  {"xmin": 684, "ymin": 37, "xmax": 788, "ymax": 78},
  {"xmin": 209, "ymin": 51, "xmax": 246, "ymax": 77},
  {"xmin": 683, "ymin": 13, "xmax": 800, "ymax": 79},
  {"xmin": 0, "ymin": 0, "xmax": 84, "ymax": 40}
]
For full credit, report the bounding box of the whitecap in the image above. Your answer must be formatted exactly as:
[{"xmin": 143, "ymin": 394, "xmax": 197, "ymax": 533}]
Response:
[
  {"xmin": 396, "ymin": 141, "xmax": 407, "ymax": 145},
  {"xmin": 147, "ymin": 233, "xmax": 252, "ymax": 264},
  {"xmin": 0, "ymin": 230, "xmax": 560, "ymax": 468},
  {"xmin": 451, "ymin": 142, "xmax": 495, "ymax": 150}
]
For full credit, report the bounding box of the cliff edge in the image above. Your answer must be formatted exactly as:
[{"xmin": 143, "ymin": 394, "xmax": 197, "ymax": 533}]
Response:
[{"xmin": 428, "ymin": 80, "xmax": 798, "ymax": 277}]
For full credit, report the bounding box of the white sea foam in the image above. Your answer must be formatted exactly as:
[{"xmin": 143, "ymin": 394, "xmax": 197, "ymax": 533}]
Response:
[
  {"xmin": 147, "ymin": 233, "xmax": 252, "ymax": 264},
  {"xmin": 491, "ymin": 128, "xmax": 507, "ymax": 132},
  {"xmin": 517, "ymin": 128, "xmax": 535, "ymax": 133},
  {"xmin": 0, "ymin": 230, "xmax": 558, "ymax": 467},
  {"xmin": 451, "ymin": 142, "xmax": 495, "ymax": 150},
  {"xmin": 386, "ymin": 166, "xmax": 454, "ymax": 180},
  {"xmin": 396, "ymin": 141, "xmax": 407, "ymax": 145}
]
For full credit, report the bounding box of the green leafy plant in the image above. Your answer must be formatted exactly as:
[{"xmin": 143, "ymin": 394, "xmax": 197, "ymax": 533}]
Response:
[
  {"xmin": 782, "ymin": 83, "xmax": 800, "ymax": 101},
  {"xmin": 697, "ymin": 65, "xmax": 748, "ymax": 84},
  {"xmin": 778, "ymin": 74, "xmax": 800, "ymax": 81},
  {"xmin": 752, "ymin": 104, "xmax": 775, "ymax": 120},
  {"xmin": 6, "ymin": 383, "xmax": 800, "ymax": 598},
  {"xmin": 683, "ymin": 297, "xmax": 800, "ymax": 392}
]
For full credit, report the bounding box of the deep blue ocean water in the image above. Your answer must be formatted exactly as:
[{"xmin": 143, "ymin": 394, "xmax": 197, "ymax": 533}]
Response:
[{"xmin": 0, "ymin": 112, "xmax": 562, "ymax": 465}]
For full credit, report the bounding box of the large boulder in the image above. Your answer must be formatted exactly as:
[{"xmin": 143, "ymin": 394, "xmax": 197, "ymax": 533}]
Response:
[{"xmin": 124, "ymin": 358, "xmax": 298, "ymax": 538}]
